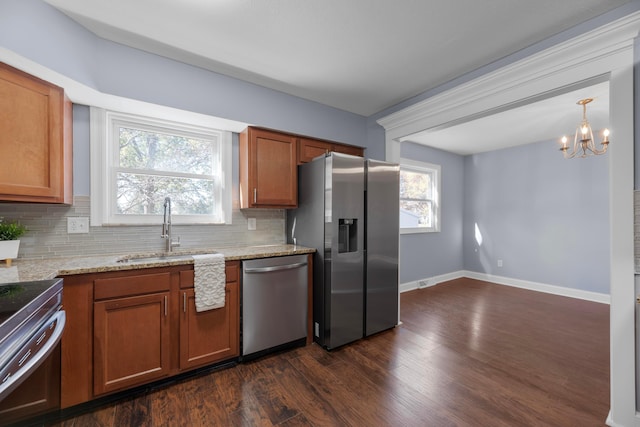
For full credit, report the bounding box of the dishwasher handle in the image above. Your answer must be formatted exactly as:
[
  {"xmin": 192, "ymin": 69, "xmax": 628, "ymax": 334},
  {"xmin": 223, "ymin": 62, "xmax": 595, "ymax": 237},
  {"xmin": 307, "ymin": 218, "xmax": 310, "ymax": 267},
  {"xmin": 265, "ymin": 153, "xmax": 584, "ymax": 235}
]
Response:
[{"xmin": 244, "ymin": 261, "xmax": 307, "ymax": 274}]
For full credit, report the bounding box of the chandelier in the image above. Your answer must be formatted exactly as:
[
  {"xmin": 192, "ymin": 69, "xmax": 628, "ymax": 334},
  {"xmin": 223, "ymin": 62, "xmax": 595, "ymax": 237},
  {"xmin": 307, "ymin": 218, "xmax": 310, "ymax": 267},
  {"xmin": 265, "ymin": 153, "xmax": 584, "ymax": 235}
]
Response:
[{"xmin": 559, "ymin": 98, "xmax": 610, "ymax": 159}]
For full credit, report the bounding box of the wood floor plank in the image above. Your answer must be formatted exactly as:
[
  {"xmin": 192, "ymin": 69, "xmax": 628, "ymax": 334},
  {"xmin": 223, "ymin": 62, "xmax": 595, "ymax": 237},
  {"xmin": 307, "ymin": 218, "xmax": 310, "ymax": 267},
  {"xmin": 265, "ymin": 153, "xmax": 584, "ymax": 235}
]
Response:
[
  {"xmin": 149, "ymin": 382, "xmax": 192, "ymax": 427},
  {"xmin": 258, "ymin": 350, "xmax": 352, "ymax": 427},
  {"xmin": 49, "ymin": 278, "xmax": 610, "ymax": 427},
  {"xmin": 286, "ymin": 354, "xmax": 381, "ymax": 426},
  {"xmin": 112, "ymin": 394, "xmax": 152, "ymax": 427},
  {"xmin": 234, "ymin": 360, "xmax": 299, "ymax": 425},
  {"xmin": 180, "ymin": 374, "xmax": 230, "ymax": 426}
]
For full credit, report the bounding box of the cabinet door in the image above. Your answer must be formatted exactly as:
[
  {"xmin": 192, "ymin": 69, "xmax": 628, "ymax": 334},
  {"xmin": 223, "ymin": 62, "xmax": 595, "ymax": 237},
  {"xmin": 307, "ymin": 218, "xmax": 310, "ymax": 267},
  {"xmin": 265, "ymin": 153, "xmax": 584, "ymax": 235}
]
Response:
[
  {"xmin": 179, "ymin": 282, "xmax": 239, "ymax": 370},
  {"xmin": 179, "ymin": 262, "xmax": 239, "ymax": 370},
  {"xmin": 298, "ymin": 138, "xmax": 333, "ymax": 164},
  {"xmin": 94, "ymin": 292, "xmax": 171, "ymax": 396},
  {"xmin": 0, "ymin": 63, "xmax": 72, "ymax": 204},
  {"xmin": 332, "ymin": 143, "xmax": 364, "ymax": 158},
  {"xmin": 240, "ymin": 128, "xmax": 297, "ymax": 208}
]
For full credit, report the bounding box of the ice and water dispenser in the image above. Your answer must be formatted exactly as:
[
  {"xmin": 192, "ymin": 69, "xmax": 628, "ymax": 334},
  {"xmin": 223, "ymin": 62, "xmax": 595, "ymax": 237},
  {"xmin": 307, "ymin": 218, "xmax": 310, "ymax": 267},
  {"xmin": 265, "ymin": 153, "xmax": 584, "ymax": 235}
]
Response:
[{"xmin": 338, "ymin": 218, "xmax": 358, "ymax": 253}]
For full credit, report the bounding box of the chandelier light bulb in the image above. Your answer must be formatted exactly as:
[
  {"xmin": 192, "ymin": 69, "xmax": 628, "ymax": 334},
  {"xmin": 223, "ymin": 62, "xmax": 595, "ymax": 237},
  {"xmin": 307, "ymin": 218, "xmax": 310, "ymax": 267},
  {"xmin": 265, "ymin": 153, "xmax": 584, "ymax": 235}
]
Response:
[
  {"xmin": 581, "ymin": 125, "xmax": 589, "ymax": 136},
  {"xmin": 603, "ymin": 128, "xmax": 610, "ymax": 142},
  {"xmin": 561, "ymin": 136, "xmax": 568, "ymax": 148}
]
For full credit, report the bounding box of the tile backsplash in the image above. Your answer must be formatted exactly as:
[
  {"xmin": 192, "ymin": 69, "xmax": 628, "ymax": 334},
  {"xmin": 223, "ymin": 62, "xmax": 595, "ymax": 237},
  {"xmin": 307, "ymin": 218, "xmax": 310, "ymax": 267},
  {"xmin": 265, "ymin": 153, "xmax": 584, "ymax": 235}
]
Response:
[{"xmin": 0, "ymin": 196, "xmax": 285, "ymax": 259}]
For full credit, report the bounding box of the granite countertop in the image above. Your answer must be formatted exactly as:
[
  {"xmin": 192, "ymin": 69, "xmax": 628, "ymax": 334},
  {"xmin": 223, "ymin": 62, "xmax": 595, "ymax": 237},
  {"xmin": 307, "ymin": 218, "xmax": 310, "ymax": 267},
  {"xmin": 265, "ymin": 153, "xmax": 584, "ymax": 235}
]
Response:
[{"xmin": 0, "ymin": 244, "xmax": 315, "ymax": 283}]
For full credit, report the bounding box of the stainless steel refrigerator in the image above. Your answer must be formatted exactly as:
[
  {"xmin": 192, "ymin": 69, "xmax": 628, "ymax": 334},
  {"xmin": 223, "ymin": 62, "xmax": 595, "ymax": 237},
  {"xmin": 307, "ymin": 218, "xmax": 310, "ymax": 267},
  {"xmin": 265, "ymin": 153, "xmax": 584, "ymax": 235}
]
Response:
[{"xmin": 287, "ymin": 152, "xmax": 399, "ymax": 350}]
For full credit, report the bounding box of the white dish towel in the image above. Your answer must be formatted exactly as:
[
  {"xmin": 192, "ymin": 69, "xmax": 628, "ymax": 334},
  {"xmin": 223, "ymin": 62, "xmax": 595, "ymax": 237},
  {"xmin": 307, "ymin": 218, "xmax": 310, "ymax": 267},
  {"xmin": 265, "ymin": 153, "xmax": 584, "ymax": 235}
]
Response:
[{"xmin": 192, "ymin": 253, "xmax": 226, "ymax": 312}]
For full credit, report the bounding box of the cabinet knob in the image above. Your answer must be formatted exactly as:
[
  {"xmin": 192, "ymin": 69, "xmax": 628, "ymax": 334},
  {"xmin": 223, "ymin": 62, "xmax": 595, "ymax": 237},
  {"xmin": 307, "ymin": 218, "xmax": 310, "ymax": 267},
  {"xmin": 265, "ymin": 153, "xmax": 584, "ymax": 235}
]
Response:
[{"xmin": 253, "ymin": 188, "xmax": 257, "ymax": 204}]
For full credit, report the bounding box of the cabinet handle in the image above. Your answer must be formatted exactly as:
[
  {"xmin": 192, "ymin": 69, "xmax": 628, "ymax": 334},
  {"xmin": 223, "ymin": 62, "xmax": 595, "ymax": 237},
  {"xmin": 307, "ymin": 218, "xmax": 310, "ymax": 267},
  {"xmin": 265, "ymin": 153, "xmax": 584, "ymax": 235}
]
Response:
[
  {"xmin": 164, "ymin": 295, "xmax": 168, "ymax": 317},
  {"xmin": 253, "ymin": 188, "xmax": 257, "ymax": 204},
  {"xmin": 183, "ymin": 292, "xmax": 187, "ymax": 313}
]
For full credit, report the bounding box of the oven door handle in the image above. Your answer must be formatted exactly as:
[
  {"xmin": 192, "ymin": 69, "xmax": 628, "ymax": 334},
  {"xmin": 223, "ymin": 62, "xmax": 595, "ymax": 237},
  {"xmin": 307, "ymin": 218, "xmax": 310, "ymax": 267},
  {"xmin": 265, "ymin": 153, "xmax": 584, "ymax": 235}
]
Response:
[{"xmin": 0, "ymin": 310, "xmax": 66, "ymax": 402}]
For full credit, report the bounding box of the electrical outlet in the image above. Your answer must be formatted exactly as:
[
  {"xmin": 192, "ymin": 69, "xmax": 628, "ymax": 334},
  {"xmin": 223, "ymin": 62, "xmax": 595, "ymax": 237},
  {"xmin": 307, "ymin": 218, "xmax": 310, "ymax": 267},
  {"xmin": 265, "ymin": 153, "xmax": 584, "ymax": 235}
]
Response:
[
  {"xmin": 497, "ymin": 259, "xmax": 503, "ymax": 267},
  {"xmin": 247, "ymin": 218, "xmax": 256, "ymax": 231},
  {"xmin": 67, "ymin": 217, "xmax": 89, "ymax": 234}
]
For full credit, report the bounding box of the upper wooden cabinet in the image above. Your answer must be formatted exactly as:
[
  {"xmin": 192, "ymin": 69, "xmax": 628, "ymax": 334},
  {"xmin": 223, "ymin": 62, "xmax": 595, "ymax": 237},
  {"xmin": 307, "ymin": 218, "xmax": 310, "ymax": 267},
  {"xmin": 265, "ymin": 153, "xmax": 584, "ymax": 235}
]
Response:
[
  {"xmin": 240, "ymin": 127, "xmax": 364, "ymax": 208},
  {"xmin": 240, "ymin": 127, "xmax": 298, "ymax": 208},
  {"xmin": 298, "ymin": 137, "xmax": 364, "ymax": 164},
  {"xmin": 298, "ymin": 138, "xmax": 333, "ymax": 163},
  {"xmin": 331, "ymin": 143, "xmax": 364, "ymax": 158},
  {"xmin": 0, "ymin": 63, "xmax": 72, "ymax": 204}
]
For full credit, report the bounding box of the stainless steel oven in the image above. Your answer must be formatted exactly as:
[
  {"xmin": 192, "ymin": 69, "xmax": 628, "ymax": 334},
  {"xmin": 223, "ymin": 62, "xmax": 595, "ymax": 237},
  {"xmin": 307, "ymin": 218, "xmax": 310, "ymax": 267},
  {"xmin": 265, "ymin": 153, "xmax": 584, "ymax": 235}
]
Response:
[{"xmin": 0, "ymin": 278, "xmax": 65, "ymax": 422}]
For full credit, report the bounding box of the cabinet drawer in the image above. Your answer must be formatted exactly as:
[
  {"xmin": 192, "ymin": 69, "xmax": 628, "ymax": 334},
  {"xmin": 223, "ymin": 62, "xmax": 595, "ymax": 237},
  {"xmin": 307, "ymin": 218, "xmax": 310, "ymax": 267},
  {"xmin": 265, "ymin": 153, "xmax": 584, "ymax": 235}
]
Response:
[
  {"xmin": 179, "ymin": 262, "xmax": 238, "ymax": 289},
  {"xmin": 94, "ymin": 272, "xmax": 171, "ymax": 300}
]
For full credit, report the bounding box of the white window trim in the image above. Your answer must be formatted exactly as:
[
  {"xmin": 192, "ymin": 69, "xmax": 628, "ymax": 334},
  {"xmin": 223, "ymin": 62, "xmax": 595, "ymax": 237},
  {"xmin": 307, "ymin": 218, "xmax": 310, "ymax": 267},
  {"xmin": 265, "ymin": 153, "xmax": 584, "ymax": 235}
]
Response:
[
  {"xmin": 399, "ymin": 157, "xmax": 441, "ymax": 234},
  {"xmin": 90, "ymin": 107, "xmax": 232, "ymax": 226}
]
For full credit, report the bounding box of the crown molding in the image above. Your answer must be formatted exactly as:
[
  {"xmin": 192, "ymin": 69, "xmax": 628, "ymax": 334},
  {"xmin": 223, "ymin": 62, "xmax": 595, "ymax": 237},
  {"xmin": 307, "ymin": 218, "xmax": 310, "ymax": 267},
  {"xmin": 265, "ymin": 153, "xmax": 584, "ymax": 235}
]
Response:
[{"xmin": 377, "ymin": 11, "xmax": 640, "ymax": 141}]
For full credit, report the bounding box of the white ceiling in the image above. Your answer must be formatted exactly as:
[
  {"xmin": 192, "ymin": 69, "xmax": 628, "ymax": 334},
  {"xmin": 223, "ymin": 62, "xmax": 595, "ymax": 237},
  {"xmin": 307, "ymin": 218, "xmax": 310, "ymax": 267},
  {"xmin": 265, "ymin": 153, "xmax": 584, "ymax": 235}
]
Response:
[
  {"xmin": 43, "ymin": 0, "xmax": 627, "ymax": 154},
  {"xmin": 403, "ymin": 81, "xmax": 610, "ymax": 155}
]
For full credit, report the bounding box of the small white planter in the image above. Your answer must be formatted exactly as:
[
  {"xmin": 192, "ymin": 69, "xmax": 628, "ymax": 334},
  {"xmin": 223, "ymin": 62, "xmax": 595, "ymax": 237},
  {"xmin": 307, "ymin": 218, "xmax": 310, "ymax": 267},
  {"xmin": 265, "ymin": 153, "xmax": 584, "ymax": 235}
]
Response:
[{"xmin": 0, "ymin": 240, "xmax": 20, "ymax": 267}]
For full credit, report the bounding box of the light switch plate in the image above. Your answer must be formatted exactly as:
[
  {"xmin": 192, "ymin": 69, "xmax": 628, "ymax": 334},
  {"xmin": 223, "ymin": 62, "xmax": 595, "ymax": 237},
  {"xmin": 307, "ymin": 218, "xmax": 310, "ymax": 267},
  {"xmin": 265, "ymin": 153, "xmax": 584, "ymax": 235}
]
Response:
[
  {"xmin": 68, "ymin": 217, "xmax": 89, "ymax": 234},
  {"xmin": 247, "ymin": 218, "xmax": 256, "ymax": 231}
]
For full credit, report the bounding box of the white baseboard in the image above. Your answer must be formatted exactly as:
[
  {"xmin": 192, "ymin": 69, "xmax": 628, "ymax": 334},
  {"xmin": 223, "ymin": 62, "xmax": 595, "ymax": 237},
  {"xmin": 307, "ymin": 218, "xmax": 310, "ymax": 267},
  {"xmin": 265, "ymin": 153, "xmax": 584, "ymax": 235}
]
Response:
[
  {"xmin": 400, "ymin": 270, "xmax": 465, "ymax": 293},
  {"xmin": 400, "ymin": 270, "xmax": 610, "ymax": 304},
  {"xmin": 463, "ymin": 270, "xmax": 610, "ymax": 304}
]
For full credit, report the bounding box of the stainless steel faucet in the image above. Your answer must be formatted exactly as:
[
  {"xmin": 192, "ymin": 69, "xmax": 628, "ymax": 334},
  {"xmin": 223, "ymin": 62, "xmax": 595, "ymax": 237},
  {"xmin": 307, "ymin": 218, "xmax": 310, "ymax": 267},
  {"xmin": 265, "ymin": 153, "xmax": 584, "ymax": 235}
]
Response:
[{"xmin": 161, "ymin": 197, "xmax": 180, "ymax": 252}]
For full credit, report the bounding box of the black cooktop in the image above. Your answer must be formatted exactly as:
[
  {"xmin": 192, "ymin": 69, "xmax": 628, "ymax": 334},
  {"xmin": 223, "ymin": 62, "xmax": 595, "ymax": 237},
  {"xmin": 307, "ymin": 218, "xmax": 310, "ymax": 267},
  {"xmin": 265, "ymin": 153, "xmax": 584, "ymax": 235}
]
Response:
[
  {"xmin": 0, "ymin": 280, "xmax": 60, "ymax": 324},
  {"xmin": 0, "ymin": 279, "xmax": 63, "ymax": 367}
]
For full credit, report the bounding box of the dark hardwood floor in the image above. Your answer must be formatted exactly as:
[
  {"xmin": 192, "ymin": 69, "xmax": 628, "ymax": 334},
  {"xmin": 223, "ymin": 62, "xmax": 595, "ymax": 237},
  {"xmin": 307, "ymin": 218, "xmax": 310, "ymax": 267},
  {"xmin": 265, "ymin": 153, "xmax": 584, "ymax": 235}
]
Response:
[{"xmin": 49, "ymin": 278, "xmax": 610, "ymax": 426}]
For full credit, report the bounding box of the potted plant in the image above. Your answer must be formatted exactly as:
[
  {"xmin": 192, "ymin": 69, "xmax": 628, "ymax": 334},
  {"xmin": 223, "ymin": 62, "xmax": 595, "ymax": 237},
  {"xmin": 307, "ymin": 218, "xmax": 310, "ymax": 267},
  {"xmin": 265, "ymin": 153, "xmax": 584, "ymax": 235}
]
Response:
[{"xmin": 0, "ymin": 218, "xmax": 26, "ymax": 267}]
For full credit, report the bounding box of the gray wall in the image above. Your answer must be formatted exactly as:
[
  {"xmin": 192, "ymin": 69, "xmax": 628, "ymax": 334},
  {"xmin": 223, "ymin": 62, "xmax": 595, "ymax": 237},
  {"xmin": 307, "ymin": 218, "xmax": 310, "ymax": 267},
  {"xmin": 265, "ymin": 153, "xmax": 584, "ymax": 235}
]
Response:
[
  {"xmin": 463, "ymin": 140, "xmax": 610, "ymax": 294},
  {"xmin": 1, "ymin": 0, "xmax": 371, "ymax": 152},
  {"xmin": 399, "ymin": 137, "xmax": 610, "ymax": 295},
  {"xmin": 399, "ymin": 142, "xmax": 465, "ymax": 283}
]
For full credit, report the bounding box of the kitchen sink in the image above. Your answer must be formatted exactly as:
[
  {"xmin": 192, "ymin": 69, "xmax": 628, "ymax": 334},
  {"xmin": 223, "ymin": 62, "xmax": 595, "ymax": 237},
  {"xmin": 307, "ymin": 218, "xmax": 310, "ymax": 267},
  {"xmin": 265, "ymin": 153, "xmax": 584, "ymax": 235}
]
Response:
[{"xmin": 116, "ymin": 252, "xmax": 217, "ymax": 264}]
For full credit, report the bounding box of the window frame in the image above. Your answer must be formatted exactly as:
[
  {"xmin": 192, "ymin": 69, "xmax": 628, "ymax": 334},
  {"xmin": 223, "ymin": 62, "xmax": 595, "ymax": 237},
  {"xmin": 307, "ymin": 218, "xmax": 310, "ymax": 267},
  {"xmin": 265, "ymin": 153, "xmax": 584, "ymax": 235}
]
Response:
[
  {"xmin": 399, "ymin": 158, "xmax": 441, "ymax": 234},
  {"xmin": 90, "ymin": 107, "xmax": 232, "ymax": 226}
]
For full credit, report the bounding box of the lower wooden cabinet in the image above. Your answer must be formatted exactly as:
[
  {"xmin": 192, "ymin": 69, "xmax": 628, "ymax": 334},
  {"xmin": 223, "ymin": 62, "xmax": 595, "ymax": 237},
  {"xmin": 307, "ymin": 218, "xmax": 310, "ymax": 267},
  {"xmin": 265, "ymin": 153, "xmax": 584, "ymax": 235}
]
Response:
[
  {"xmin": 61, "ymin": 261, "xmax": 240, "ymax": 407},
  {"xmin": 179, "ymin": 264, "xmax": 239, "ymax": 370},
  {"xmin": 93, "ymin": 292, "xmax": 171, "ymax": 395}
]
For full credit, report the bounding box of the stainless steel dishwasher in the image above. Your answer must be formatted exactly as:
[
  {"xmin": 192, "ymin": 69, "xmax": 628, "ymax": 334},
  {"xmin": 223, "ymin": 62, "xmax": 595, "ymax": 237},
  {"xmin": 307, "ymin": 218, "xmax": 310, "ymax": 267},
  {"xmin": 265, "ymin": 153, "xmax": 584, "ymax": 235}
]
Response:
[{"xmin": 242, "ymin": 254, "xmax": 308, "ymax": 358}]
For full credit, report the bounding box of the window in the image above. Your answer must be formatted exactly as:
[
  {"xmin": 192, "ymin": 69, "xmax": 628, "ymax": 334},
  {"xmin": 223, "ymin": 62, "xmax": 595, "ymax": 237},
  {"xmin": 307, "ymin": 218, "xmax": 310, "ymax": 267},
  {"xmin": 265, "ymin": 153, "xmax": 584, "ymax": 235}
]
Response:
[
  {"xmin": 399, "ymin": 158, "xmax": 440, "ymax": 233},
  {"xmin": 91, "ymin": 108, "xmax": 232, "ymax": 225}
]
